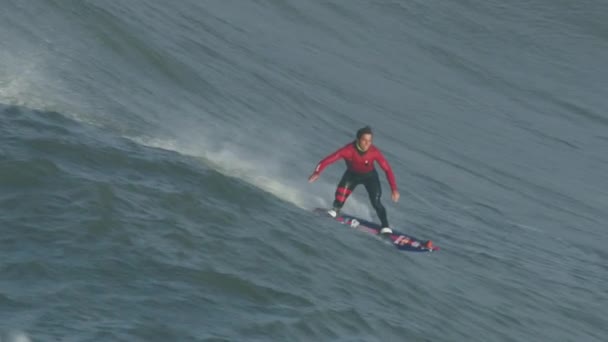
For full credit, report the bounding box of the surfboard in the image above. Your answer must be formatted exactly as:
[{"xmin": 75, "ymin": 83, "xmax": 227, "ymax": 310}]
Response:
[{"xmin": 313, "ymin": 208, "xmax": 439, "ymax": 252}]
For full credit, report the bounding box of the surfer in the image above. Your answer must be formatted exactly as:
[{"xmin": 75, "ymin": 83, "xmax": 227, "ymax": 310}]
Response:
[{"xmin": 308, "ymin": 126, "xmax": 400, "ymax": 235}]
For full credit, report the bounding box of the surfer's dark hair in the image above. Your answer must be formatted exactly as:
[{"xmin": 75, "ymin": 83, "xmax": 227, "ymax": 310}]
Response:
[{"xmin": 356, "ymin": 126, "xmax": 372, "ymax": 139}]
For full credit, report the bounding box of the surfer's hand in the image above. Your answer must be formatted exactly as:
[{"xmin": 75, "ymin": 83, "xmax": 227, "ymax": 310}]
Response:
[
  {"xmin": 391, "ymin": 190, "xmax": 400, "ymax": 202},
  {"xmin": 308, "ymin": 173, "xmax": 320, "ymax": 183}
]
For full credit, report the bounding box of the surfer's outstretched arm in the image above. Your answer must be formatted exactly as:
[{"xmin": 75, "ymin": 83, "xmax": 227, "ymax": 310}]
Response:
[
  {"xmin": 308, "ymin": 144, "xmax": 349, "ymax": 182},
  {"xmin": 375, "ymin": 151, "xmax": 400, "ymax": 202}
]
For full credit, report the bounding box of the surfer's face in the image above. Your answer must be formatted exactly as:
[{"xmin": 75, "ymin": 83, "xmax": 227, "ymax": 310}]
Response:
[{"xmin": 357, "ymin": 133, "xmax": 372, "ymax": 152}]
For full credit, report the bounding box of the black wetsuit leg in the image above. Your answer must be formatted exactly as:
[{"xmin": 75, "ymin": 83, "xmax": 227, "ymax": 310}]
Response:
[
  {"xmin": 363, "ymin": 169, "xmax": 389, "ymax": 228},
  {"xmin": 332, "ymin": 170, "xmax": 360, "ymax": 210}
]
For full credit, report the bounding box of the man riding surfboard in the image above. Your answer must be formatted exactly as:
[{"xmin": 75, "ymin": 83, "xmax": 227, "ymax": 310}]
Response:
[{"xmin": 308, "ymin": 126, "xmax": 400, "ymax": 235}]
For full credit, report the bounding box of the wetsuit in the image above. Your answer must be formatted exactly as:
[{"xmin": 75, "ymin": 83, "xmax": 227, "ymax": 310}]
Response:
[{"xmin": 312, "ymin": 141, "xmax": 397, "ymax": 227}]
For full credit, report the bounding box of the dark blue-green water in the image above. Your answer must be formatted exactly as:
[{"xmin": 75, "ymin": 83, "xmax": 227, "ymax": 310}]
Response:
[{"xmin": 1, "ymin": 1, "xmax": 607, "ymax": 341}]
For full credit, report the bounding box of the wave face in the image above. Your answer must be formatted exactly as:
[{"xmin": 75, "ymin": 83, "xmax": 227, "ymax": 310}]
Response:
[{"xmin": 1, "ymin": 1, "xmax": 607, "ymax": 341}]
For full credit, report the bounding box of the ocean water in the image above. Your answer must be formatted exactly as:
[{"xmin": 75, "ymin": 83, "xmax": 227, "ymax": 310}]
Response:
[{"xmin": 1, "ymin": 1, "xmax": 607, "ymax": 341}]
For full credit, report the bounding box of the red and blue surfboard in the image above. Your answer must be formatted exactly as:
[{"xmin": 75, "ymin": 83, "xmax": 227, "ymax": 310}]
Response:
[{"xmin": 313, "ymin": 208, "xmax": 439, "ymax": 252}]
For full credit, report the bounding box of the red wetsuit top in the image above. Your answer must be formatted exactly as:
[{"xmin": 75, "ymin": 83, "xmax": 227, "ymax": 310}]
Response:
[{"xmin": 313, "ymin": 142, "xmax": 398, "ymax": 192}]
